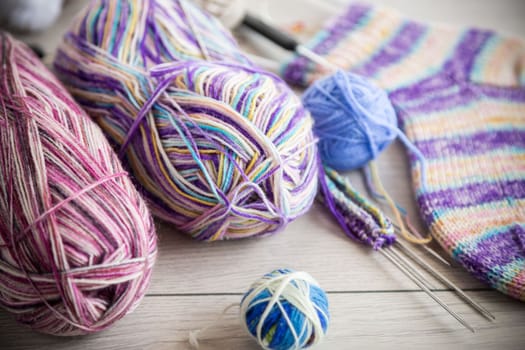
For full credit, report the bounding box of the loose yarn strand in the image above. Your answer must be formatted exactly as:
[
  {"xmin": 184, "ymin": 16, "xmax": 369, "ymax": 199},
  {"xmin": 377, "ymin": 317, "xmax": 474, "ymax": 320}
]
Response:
[
  {"xmin": 362, "ymin": 165, "xmax": 408, "ymax": 215},
  {"xmin": 369, "ymin": 161, "xmax": 432, "ymax": 244},
  {"xmin": 189, "ymin": 302, "xmax": 240, "ymax": 349},
  {"xmin": 392, "ymin": 102, "xmax": 430, "ymax": 190},
  {"xmin": 363, "ymin": 163, "xmax": 433, "ymax": 241}
]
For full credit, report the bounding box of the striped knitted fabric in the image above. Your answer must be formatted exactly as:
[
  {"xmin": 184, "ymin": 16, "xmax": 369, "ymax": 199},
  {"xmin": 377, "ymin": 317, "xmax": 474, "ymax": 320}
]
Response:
[{"xmin": 282, "ymin": 3, "xmax": 525, "ymax": 300}]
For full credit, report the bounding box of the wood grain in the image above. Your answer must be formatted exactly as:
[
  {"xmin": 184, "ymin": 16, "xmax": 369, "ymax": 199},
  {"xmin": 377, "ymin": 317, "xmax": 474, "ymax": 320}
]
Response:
[{"xmin": 1, "ymin": 292, "xmax": 524, "ymax": 350}]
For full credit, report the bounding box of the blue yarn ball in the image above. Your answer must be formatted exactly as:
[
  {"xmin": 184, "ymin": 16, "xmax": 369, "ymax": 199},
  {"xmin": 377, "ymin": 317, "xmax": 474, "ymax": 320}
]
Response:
[
  {"xmin": 241, "ymin": 269, "xmax": 329, "ymax": 350},
  {"xmin": 302, "ymin": 70, "xmax": 398, "ymax": 171}
]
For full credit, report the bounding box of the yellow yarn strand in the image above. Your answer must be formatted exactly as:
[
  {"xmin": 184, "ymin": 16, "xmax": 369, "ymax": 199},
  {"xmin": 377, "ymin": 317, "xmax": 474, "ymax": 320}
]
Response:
[{"xmin": 368, "ymin": 161, "xmax": 432, "ymax": 244}]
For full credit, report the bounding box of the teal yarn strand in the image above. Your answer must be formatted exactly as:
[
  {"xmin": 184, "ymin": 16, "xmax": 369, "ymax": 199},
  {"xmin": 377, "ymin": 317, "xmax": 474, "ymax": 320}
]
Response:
[{"xmin": 241, "ymin": 269, "xmax": 329, "ymax": 350}]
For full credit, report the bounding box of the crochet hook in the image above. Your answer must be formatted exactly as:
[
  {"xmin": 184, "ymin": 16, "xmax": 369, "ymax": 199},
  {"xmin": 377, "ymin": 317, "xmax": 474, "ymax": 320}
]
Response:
[{"xmin": 242, "ymin": 13, "xmax": 339, "ymax": 71}]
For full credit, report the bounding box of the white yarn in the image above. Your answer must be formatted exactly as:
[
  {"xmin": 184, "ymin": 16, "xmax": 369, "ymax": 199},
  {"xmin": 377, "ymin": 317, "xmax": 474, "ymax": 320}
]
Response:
[{"xmin": 189, "ymin": 303, "xmax": 239, "ymax": 349}]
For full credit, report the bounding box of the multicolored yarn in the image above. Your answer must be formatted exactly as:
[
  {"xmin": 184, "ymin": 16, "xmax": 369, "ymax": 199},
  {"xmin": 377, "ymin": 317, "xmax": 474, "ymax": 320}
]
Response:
[
  {"xmin": 319, "ymin": 165, "xmax": 395, "ymax": 250},
  {"xmin": 283, "ymin": 3, "xmax": 525, "ymax": 300},
  {"xmin": 0, "ymin": 33, "xmax": 157, "ymax": 335},
  {"xmin": 241, "ymin": 268, "xmax": 329, "ymax": 350},
  {"xmin": 54, "ymin": 0, "xmax": 318, "ymax": 241}
]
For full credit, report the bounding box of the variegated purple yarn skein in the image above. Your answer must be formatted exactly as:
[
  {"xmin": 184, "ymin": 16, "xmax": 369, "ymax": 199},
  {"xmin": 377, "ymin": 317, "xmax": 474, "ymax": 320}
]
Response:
[
  {"xmin": 0, "ymin": 33, "xmax": 157, "ymax": 336},
  {"xmin": 54, "ymin": 0, "xmax": 318, "ymax": 241}
]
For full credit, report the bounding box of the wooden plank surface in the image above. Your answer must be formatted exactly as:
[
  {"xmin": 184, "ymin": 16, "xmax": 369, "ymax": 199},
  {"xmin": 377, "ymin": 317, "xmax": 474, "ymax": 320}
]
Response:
[
  {"xmin": 2, "ymin": 0, "xmax": 525, "ymax": 349},
  {"xmin": 2, "ymin": 292, "xmax": 525, "ymax": 350}
]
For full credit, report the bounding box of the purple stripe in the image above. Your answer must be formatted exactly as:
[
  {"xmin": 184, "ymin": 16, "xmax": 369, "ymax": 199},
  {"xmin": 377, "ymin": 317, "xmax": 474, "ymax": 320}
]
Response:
[
  {"xmin": 476, "ymin": 83, "xmax": 525, "ymax": 102},
  {"xmin": 389, "ymin": 74, "xmax": 457, "ymax": 105},
  {"xmin": 415, "ymin": 129, "xmax": 525, "ymax": 159},
  {"xmin": 393, "ymin": 79, "xmax": 525, "ymax": 114},
  {"xmin": 374, "ymin": 30, "xmax": 488, "ymax": 103},
  {"xmin": 389, "ymin": 28, "xmax": 489, "ymax": 107},
  {"xmin": 389, "ymin": 29, "xmax": 524, "ymax": 110},
  {"xmin": 418, "ymin": 179, "xmax": 525, "ymax": 215},
  {"xmin": 400, "ymin": 85, "xmax": 477, "ymax": 113},
  {"xmin": 282, "ymin": 4, "xmax": 371, "ymax": 86},
  {"xmin": 454, "ymin": 225, "xmax": 525, "ymax": 285},
  {"xmin": 355, "ymin": 22, "xmax": 427, "ymax": 77},
  {"xmin": 312, "ymin": 4, "xmax": 372, "ymax": 56},
  {"xmin": 443, "ymin": 29, "xmax": 493, "ymax": 80}
]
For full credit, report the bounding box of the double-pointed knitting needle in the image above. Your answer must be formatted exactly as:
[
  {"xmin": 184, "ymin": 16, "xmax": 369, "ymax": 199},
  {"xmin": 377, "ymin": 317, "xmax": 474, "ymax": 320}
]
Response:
[
  {"xmin": 386, "ymin": 245, "xmax": 438, "ymax": 290},
  {"xmin": 392, "ymin": 222, "xmax": 452, "ymax": 267},
  {"xmin": 380, "ymin": 248, "xmax": 476, "ymax": 333},
  {"xmin": 383, "ymin": 245, "xmax": 437, "ymax": 290},
  {"xmin": 394, "ymin": 239, "xmax": 496, "ymax": 321}
]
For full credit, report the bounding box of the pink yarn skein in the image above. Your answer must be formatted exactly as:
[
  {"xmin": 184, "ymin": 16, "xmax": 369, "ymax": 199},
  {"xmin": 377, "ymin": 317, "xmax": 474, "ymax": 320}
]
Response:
[{"xmin": 0, "ymin": 33, "xmax": 157, "ymax": 336}]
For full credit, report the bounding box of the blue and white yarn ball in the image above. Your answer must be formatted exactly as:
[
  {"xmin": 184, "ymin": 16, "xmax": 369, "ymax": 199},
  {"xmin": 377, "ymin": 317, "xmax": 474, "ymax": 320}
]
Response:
[{"xmin": 241, "ymin": 269, "xmax": 330, "ymax": 350}]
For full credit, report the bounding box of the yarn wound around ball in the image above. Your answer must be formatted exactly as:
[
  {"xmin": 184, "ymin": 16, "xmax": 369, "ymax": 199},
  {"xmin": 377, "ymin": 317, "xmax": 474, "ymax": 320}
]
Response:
[
  {"xmin": 0, "ymin": 32, "xmax": 157, "ymax": 336},
  {"xmin": 189, "ymin": 268, "xmax": 329, "ymax": 350},
  {"xmin": 54, "ymin": 0, "xmax": 318, "ymax": 241},
  {"xmin": 241, "ymin": 268, "xmax": 329, "ymax": 350},
  {"xmin": 303, "ymin": 70, "xmax": 428, "ymax": 178},
  {"xmin": 303, "ymin": 70, "xmax": 397, "ymax": 171}
]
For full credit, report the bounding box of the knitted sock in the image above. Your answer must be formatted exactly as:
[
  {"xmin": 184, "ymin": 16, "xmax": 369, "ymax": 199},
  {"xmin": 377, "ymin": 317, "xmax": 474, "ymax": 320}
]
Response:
[{"xmin": 282, "ymin": 3, "xmax": 525, "ymax": 300}]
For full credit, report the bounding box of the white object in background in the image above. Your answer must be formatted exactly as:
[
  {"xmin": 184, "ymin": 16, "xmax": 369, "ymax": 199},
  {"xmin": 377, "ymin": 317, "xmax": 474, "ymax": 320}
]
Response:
[
  {"xmin": 193, "ymin": 0, "xmax": 274, "ymax": 29},
  {"xmin": 0, "ymin": 0, "xmax": 64, "ymax": 33},
  {"xmin": 193, "ymin": 0, "xmax": 248, "ymax": 29}
]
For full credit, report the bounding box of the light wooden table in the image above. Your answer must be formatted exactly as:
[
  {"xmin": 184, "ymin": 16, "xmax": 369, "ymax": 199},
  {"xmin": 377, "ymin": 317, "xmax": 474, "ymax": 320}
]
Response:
[{"xmin": 2, "ymin": 1, "xmax": 525, "ymax": 349}]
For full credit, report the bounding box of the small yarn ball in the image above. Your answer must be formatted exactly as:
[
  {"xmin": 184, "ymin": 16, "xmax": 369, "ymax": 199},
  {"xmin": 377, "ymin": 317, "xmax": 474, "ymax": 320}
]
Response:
[
  {"xmin": 302, "ymin": 70, "xmax": 398, "ymax": 171},
  {"xmin": 241, "ymin": 269, "xmax": 329, "ymax": 350},
  {"xmin": 0, "ymin": 33, "xmax": 157, "ymax": 336},
  {"xmin": 54, "ymin": 0, "xmax": 318, "ymax": 241}
]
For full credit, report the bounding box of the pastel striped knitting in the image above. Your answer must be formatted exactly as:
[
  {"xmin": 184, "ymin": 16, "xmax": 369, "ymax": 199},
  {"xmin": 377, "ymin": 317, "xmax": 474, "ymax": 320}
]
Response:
[{"xmin": 283, "ymin": 3, "xmax": 525, "ymax": 300}]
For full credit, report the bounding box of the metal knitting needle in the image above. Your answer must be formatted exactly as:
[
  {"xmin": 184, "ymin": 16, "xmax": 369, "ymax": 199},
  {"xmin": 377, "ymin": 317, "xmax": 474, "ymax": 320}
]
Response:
[
  {"xmin": 386, "ymin": 246, "xmax": 438, "ymax": 290},
  {"xmin": 391, "ymin": 219, "xmax": 493, "ymax": 319},
  {"xmin": 392, "ymin": 223, "xmax": 452, "ymax": 267},
  {"xmin": 394, "ymin": 240, "xmax": 496, "ymax": 321},
  {"xmin": 380, "ymin": 248, "xmax": 476, "ymax": 333}
]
